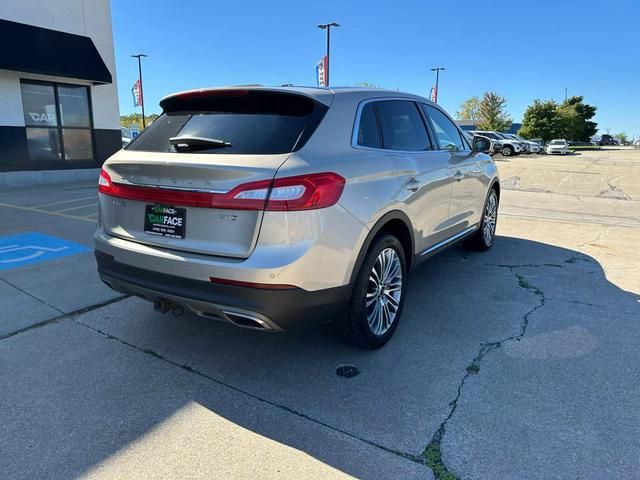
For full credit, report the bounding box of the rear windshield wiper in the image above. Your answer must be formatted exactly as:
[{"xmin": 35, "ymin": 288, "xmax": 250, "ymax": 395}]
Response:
[{"xmin": 169, "ymin": 136, "xmax": 232, "ymax": 151}]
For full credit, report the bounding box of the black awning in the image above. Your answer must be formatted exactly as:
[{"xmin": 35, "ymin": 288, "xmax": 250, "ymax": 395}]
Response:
[{"xmin": 0, "ymin": 19, "xmax": 112, "ymax": 84}]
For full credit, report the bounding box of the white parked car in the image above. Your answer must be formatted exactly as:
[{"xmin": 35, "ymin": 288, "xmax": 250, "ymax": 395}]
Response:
[{"xmin": 546, "ymin": 139, "xmax": 569, "ymax": 155}]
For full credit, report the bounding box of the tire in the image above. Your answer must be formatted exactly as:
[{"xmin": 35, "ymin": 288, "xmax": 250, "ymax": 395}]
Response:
[
  {"xmin": 339, "ymin": 234, "xmax": 407, "ymax": 349},
  {"xmin": 466, "ymin": 188, "xmax": 499, "ymax": 251},
  {"xmin": 501, "ymin": 145, "xmax": 514, "ymax": 156}
]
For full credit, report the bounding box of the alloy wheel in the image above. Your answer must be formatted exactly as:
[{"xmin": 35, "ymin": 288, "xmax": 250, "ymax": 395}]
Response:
[
  {"xmin": 366, "ymin": 248, "xmax": 403, "ymax": 336},
  {"xmin": 483, "ymin": 192, "xmax": 498, "ymax": 245}
]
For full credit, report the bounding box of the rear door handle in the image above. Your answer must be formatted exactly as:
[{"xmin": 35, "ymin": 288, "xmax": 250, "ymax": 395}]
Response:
[
  {"xmin": 453, "ymin": 170, "xmax": 464, "ymax": 181},
  {"xmin": 406, "ymin": 178, "xmax": 421, "ymax": 192}
]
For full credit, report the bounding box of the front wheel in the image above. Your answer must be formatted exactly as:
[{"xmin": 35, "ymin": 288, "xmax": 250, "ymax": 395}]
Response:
[
  {"xmin": 466, "ymin": 188, "xmax": 499, "ymax": 251},
  {"xmin": 339, "ymin": 234, "xmax": 407, "ymax": 349},
  {"xmin": 501, "ymin": 145, "xmax": 514, "ymax": 156}
]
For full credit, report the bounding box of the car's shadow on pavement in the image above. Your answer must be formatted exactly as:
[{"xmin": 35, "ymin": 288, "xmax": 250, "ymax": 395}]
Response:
[{"xmin": 4, "ymin": 236, "xmax": 640, "ymax": 479}]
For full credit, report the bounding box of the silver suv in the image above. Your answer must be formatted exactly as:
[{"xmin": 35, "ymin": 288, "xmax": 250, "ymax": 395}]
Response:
[
  {"xmin": 95, "ymin": 87, "xmax": 500, "ymax": 348},
  {"xmin": 473, "ymin": 130, "xmax": 523, "ymax": 156}
]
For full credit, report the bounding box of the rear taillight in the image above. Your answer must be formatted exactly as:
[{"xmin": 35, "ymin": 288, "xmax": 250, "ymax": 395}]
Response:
[
  {"xmin": 233, "ymin": 172, "xmax": 345, "ymax": 211},
  {"xmin": 98, "ymin": 169, "xmax": 113, "ymax": 193},
  {"xmin": 97, "ymin": 169, "xmax": 345, "ymax": 211}
]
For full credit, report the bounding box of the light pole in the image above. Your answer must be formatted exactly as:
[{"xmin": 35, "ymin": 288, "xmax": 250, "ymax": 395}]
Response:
[
  {"xmin": 318, "ymin": 22, "xmax": 340, "ymax": 86},
  {"xmin": 132, "ymin": 53, "xmax": 147, "ymax": 128},
  {"xmin": 430, "ymin": 67, "xmax": 445, "ymax": 103}
]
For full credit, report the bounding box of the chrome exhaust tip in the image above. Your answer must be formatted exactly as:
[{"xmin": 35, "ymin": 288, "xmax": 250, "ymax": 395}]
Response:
[{"xmin": 222, "ymin": 311, "xmax": 273, "ymax": 331}]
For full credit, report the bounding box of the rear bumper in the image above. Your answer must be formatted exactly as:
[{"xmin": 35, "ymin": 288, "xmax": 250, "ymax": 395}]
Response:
[{"xmin": 95, "ymin": 252, "xmax": 352, "ymax": 331}]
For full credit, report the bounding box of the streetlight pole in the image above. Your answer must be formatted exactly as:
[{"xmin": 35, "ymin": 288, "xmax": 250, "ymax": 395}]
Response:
[
  {"xmin": 430, "ymin": 67, "xmax": 445, "ymax": 103},
  {"xmin": 132, "ymin": 53, "xmax": 148, "ymax": 128},
  {"xmin": 318, "ymin": 22, "xmax": 340, "ymax": 86}
]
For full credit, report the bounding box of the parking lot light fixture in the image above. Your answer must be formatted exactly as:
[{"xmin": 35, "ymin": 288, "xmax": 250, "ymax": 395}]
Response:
[{"xmin": 318, "ymin": 22, "xmax": 340, "ymax": 86}]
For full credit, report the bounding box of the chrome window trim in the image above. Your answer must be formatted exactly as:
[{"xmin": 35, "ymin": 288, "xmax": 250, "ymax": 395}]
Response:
[
  {"xmin": 351, "ymin": 97, "xmax": 472, "ymax": 154},
  {"xmin": 350, "ymin": 97, "xmax": 435, "ymax": 154}
]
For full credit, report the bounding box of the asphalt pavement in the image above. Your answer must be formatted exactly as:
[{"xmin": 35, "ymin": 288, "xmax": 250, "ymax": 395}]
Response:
[{"xmin": 1, "ymin": 148, "xmax": 639, "ymax": 479}]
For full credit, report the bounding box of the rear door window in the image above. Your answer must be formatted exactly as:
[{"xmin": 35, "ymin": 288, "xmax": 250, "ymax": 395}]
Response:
[
  {"xmin": 421, "ymin": 104, "xmax": 466, "ymax": 151},
  {"xmin": 375, "ymin": 100, "xmax": 432, "ymax": 151},
  {"xmin": 127, "ymin": 90, "xmax": 327, "ymax": 155},
  {"xmin": 356, "ymin": 102, "xmax": 382, "ymax": 148}
]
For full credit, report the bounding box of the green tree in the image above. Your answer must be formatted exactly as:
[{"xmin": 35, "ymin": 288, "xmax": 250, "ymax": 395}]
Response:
[
  {"xmin": 518, "ymin": 100, "xmax": 562, "ymax": 142},
  {"xmin": 476, "ymin": 92, "xmax": 512, "ymax": 131},
  {"xmin": 558, "ymin": 96, "xmax": 597, "ymax": 141},
  {"xmin": 120, "ymin": 113, "xmax": 159, "ymax": 130},
  {"xmin": 616, "ymin": 132, "xmax": 628, "ymax": 144},
  {"xmin": 456, "ymin": 96, "xmax": 480, "ymax": 123}
]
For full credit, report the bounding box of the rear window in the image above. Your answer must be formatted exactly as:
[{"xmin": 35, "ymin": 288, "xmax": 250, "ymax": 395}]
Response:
[{"xmin": 127, "ymin": 90, "xmax": 327, "ymax": 154}]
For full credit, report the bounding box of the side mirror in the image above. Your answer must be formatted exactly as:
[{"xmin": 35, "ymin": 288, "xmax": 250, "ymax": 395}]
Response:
[{"xmin": 472, "ymin": 135, "xmax": 492, "ymax": 154}]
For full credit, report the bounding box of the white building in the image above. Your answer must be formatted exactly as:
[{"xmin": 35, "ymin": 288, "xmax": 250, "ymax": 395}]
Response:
[{"xmin": 0, "ymin": 0, "xmax": 120, "ymax": 176}]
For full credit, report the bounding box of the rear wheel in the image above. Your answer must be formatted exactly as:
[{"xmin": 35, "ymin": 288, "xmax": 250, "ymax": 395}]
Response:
[
  {"xmin": 339, "ymin": 234, "xmax": 407, "ymax": 349},
  {"xmin": 466, "ymin": 188, "xmax": 499, "ymax": 251}
]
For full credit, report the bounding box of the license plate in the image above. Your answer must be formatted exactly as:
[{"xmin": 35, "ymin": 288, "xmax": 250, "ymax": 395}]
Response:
[{"xmin": 144, "ymin": 205, "xmax": 186, "ymax": 239}]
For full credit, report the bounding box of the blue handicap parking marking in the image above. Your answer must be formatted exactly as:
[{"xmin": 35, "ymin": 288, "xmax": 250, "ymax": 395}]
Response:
[{"xmin": 0, "ymin": 232, "xmax": 90, "ymax": 271}]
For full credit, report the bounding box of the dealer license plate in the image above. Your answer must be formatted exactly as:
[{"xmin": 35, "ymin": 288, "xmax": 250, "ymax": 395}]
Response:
[{"xmin": 144, "ymin": 205, "xmax": 186, "ymax": 239}]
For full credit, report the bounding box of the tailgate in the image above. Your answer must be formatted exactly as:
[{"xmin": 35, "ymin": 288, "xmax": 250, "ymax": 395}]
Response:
[
  {"xmin": 98, "ymin": 88, "xmax": 328, "ymax": 258},
  {"xmin": 99, "ymin": 150, "xmax": 290, "ymax": 258}
]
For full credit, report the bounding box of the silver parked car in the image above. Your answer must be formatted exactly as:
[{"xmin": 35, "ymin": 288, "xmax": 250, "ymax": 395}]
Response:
[
  {"xmin": 95, "ymin": 86, "xmax": 500, "ymax": 348},
  {"xmin": 546, "ymin": 139, "xmax": 569, "ymax": 155}
]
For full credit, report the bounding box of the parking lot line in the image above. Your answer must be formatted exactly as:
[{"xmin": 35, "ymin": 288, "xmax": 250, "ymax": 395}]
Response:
[
  {"xmin": 33, "ymin": 195, "xmax": 96, "ymax": 209},
  {"xmin": 0, "ymin": 201, "xmax": 95, "ymax": 223},
  {"xmin": 57, "ymin": 203, "xmax": 98, "ymax": 213}
]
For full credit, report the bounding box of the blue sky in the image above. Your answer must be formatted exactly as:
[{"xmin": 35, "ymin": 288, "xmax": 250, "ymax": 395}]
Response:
[{"xmin": 112, "ymin": 0, "xmax": 639, "ymax": 137}]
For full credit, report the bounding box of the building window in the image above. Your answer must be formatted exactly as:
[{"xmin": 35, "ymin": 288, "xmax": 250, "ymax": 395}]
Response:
[{"xmin": 20, "ymin": 81, "xmax": 94, "ymax": 163}]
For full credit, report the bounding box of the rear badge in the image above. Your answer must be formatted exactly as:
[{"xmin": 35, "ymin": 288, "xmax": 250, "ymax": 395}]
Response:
[{"xmin": 218, "ymin": 214, "xmax": 237, "ymax": 222}]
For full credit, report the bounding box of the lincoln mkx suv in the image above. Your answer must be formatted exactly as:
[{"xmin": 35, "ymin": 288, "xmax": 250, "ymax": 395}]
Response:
[{"xmin": 95, "ymin": 86, "xmax": 500, "ymax": 348}]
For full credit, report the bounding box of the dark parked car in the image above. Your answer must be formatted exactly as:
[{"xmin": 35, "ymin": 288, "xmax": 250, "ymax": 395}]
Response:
[{"xmin": 599, "ymin": 134, "xmax": 618, "ymax": 146}]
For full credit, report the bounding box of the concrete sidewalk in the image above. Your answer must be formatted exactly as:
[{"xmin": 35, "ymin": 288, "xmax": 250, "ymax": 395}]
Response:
[{"xmin": 0, "ymin": 181, "xmax": 121, "ymax": 338}]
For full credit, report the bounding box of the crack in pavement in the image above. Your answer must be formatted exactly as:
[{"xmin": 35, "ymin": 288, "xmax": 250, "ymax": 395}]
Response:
[
  {"xmin": 0, "ymin": 276, "xmax": 65, "ymax": 315},
  {"xmin": 564, "ymin": 226, "xmax": 612, "ymax": 270},
  {"xmin": 0, "ymin": 294, "xmax": 129, "ymax": 341},
  {"xmin": 422, "ymin": 270, "xmax": 546, "ymax": 480},
  {"xmin": 483, "ymin": 262, "xmax": 564, "ymax": 269},
  {"xmin": 72, "ymin": 318, "xmax": 427, "ymax": 469}
]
